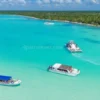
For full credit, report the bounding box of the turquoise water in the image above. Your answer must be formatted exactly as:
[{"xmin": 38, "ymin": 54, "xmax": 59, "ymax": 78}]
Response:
[{"xmin": 0, "ymin": 15, "xmax": 100, "ymax": 100}]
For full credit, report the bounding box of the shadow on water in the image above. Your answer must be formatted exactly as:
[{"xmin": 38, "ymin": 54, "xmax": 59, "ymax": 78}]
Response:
[
  {"xmin": 0, "ymin": 84, "xmax": 21, "ymax": 87},
  {"xmin": 83, "ymin": 38, "xmax": 100, "ymax": 44}
]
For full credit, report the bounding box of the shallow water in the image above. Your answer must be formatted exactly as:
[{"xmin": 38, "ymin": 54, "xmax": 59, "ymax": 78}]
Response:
[{"xmin": 0, "ymin": 15, "xmax": 100, "ymax": 100}]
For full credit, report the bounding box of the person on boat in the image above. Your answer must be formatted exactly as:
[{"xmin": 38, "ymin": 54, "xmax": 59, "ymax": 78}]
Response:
[
  {"xmin": 67, "ymin": 43, "xmax": 71, "ymax": 48},
  {"xmin": 70, "ymin": 69, "xmax": 73, "ymax": 73},
  {"xmin": 48, "ymin": 66, "xmax": 53, "ymax": 70},
  {"xmin": 71, "ymin": 41, "xmax": 78, "ymax": 48},
  {"xmin": 67, "ymin": 41, "xmax": 74, "ymax": 48},
  {"xmin": 70, "ymin": 41, "xmax": 79, "ymax": 49},
  {"xmin": 7, "ymin": 80, "xmax": 11, "ymax": 83},
  {"xmin": 11, "ymin": 80, "xmax": 14, "ymax": 83},
  {"xmin": 67, "ymin": 43, "xmax": 69, "ymax": 47}
]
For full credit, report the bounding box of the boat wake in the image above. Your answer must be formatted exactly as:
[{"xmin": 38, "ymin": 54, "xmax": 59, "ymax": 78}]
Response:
[{"xmin": 72, "ymin": 53, "xmax": 100, "ymax": 66}]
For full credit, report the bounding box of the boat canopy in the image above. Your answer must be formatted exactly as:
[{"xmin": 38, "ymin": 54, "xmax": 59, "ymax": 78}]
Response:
[
  {"xmin": 52, "ymin": 63, "xmax": 72, "ymax": 70},
  {"xmin": 0, "ymin": 75, "xmax": 12, "ymax": 81},
  {"xmin": 58, "ymin": 65, "xmax": 72, "ymax": 71},
  {"xmin": 52, "ymin": 63, "xmax": 62, "ymax": 69}
]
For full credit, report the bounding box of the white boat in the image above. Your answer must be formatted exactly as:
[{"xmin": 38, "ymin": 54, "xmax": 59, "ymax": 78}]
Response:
[
  {"xmin": 65, "ymin": 40, "xmax": 82, "ymax": 53},
  {"xmin": 48, "ymin": 63, "xmax": 80, "ymax": 76},
  {"xmin": 44, "ymin": 22, "xmax": 54, "ymax": 25},
  {"xmin": 0, "ymin": 75, "xmax": 21, "ymax": 86}
]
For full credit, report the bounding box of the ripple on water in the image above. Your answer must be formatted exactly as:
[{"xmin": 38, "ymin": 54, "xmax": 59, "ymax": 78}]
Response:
[{"xmin": 83, "ymin": 38, "xmax": 100, "ymax": 44}]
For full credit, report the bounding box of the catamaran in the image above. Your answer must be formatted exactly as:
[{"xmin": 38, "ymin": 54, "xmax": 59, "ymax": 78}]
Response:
[
  {"xmin": 65, "ymin": 40, "xmax": 82, "ymax": 52},
  {"xmin": 0, "ymin": 75, "xmax": 21, "ymax": 86},
  {"xmin": 48, "ymin": 63, "xmax": 80, "ymax": 76}
]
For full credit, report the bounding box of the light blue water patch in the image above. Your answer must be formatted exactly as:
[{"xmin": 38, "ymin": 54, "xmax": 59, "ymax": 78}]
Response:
[{"xmin": 0, "ymin": 15, "xmax": 100, "ymax": 100}]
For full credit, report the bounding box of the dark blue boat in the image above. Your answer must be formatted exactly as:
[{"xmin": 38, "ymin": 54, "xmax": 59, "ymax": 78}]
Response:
[{"xmin": 0, "ymin": 75, "xmax": 21, "ymax": 86}]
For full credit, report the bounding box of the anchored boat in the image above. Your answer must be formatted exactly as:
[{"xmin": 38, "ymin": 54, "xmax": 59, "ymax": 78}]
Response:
[
  {"xmin": 48, "ymin": 63, "xmax": 80, "ymax": 76},
  {"xmin": 0, "ymin": 75, "xmax": 21, "ymax": 86},
  {"xmin": 44, "ymin": 22, "xmax": 54, "ymax": 25},
  {"xmin": 65, "ymin": 40, "xmax": 82, "ymax": 53}
]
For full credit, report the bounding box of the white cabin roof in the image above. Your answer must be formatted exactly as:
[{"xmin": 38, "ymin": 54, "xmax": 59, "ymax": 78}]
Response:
[
  {"xmin": 71, "ymin": 44, "xmax": 76, "ymax": 49},
  {"xmin": 52, "ymin": 63, "xmax": 62, "ymax": 69}
]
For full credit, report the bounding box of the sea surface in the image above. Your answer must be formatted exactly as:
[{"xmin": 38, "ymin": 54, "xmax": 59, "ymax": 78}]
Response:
[{"xmin": 0, "ymin": 15, "xmax": 100, "ymax": 100}]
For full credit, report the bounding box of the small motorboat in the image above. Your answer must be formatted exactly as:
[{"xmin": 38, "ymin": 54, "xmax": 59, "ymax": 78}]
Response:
[
  {"xmin": 0, "ymin": 75, "xmax": 21, "ymax": 86},
  {"xmin": 48, "ymin": 63, "xmax": 80, "ymax": 76},
  {"xmin": 44, "ymin": 22, "xmax": 54, "ymax": 25},
  {"xmin": 65, "ymin": 40, "xmax": 82, "ymax": 53}
]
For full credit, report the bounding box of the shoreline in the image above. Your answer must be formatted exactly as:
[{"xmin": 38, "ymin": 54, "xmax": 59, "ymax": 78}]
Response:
[
  {"xmin": 20, "ymin": 15, "xmax": 100, "ymax": 28},
  {"xmin": 1, "ymin": 14, "xmax": 100, "ymax": 28}
]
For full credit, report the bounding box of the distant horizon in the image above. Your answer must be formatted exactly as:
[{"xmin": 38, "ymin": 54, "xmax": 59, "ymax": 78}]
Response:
[{"xmin": 0, "ymin": 0, "xmax": 100, "ymax": 11}]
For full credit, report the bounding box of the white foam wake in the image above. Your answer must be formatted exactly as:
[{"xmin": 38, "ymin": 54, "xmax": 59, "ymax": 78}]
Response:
[{"xmin": 72, "ymin": 53, "xmax": 100, "ymax": 66}]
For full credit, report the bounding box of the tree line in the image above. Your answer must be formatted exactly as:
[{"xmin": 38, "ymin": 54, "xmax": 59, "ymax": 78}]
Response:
[{"xmin": 0, "ymin": 11, "xmax": 100, "ymax": 25}]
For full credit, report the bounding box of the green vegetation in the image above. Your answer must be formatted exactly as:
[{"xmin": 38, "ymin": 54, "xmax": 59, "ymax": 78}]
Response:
[{"xmin": 0, "ymin": 11, "xmax": 100, "ymax": 26}]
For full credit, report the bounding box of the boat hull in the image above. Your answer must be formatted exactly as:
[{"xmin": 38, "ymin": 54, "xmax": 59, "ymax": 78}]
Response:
[
  {"xmin": 67, "ymin": 47, "xmax": 82, "ymax": 53},
  {"xmin": 48, "ymin": 69, "xmax": 80, "ymax": 76},
  {"xmin": 44, "ymin": 22, "xmax": 54, "ymax": 25},
  {"xmin": 0, "ymin": 80, "xmax": 21, "ymax": 86}
]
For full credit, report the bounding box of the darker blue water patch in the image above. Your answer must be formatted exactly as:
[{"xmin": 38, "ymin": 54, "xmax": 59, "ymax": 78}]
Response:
[
  {"xmin": 83, "ymin": 38, "xmax": 100, "ymax": 44},
  {"xmin": 63, "ymin": 23, "xmax": 73, "ymax": 26},
  {"xmin": 92, "ymin": 35, "xmax": 97, "ymax": 37}
]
